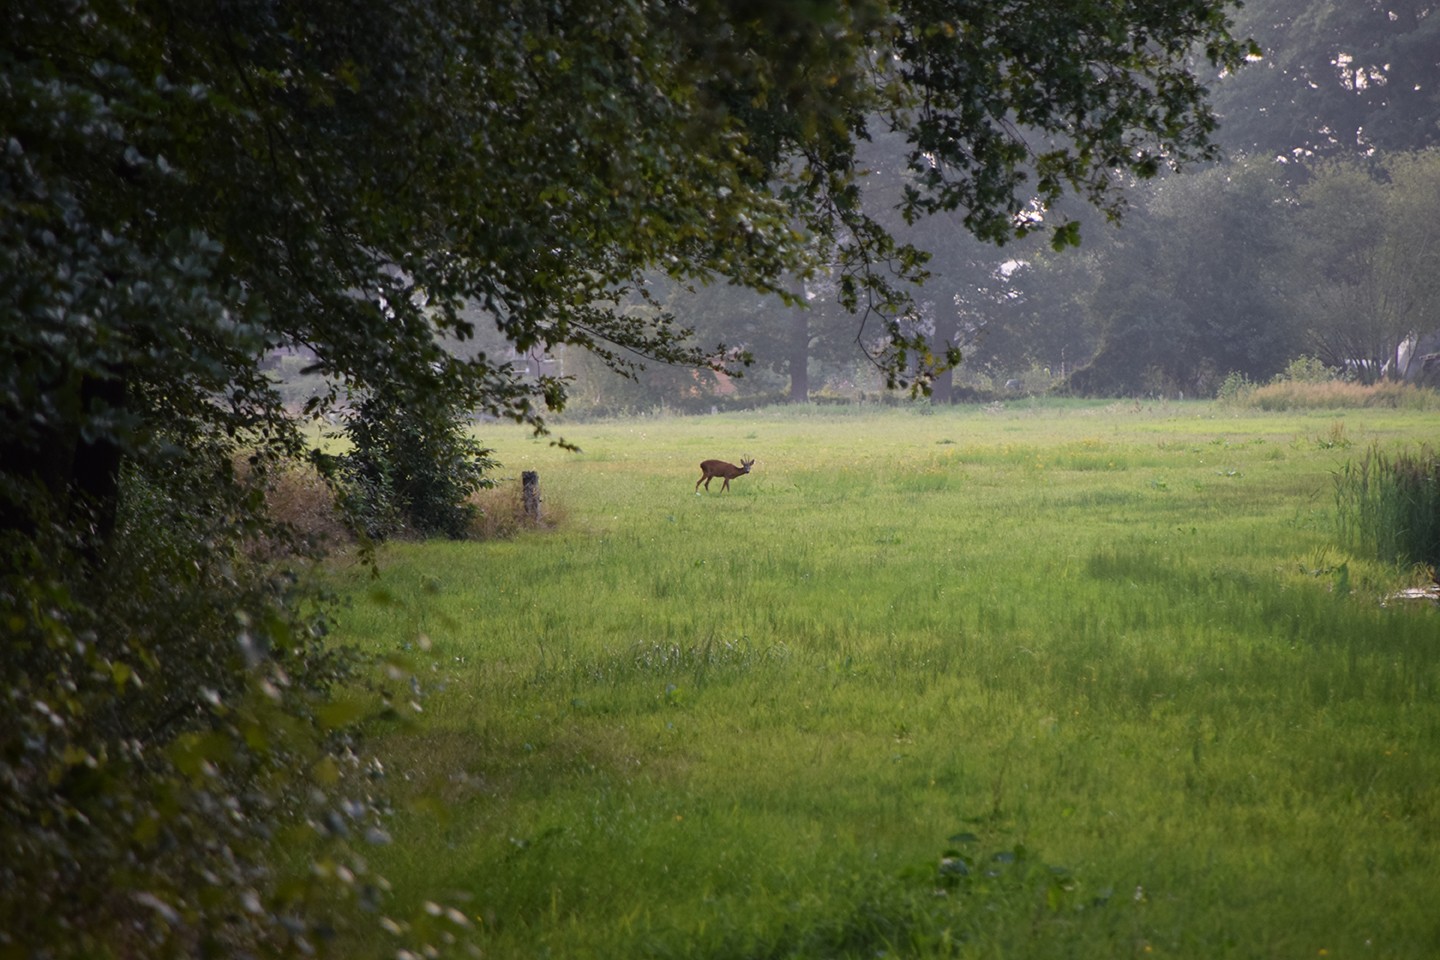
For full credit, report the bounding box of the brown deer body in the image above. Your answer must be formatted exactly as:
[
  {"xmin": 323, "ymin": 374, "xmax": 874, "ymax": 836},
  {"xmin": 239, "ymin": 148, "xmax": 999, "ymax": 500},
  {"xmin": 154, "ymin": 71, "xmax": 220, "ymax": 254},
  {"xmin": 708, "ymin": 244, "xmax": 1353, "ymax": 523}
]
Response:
[{"xmin": 696, "ymin": 457, "xmax": 754, "ymax": 493}]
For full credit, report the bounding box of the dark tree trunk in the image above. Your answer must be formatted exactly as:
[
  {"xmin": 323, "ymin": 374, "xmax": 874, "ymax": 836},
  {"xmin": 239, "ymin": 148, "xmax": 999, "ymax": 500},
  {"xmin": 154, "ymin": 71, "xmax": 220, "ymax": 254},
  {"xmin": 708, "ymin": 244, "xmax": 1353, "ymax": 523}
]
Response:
[
  {"xmin": 72, "ymin": 371, "xmax": 127, "ymax": 547},
  {"xmin": 0, "ymin": 367, "xmax": 126, "ymax": 561}
]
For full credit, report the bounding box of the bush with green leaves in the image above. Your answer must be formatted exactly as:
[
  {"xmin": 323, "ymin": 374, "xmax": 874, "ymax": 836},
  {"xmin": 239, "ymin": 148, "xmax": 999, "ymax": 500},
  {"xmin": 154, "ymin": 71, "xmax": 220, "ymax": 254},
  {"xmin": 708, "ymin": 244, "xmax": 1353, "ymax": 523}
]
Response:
[
  {"xmin": 333, "ymin": 387, "xmax": 496, "ymax": 541},
  {"xmin": 0, "ymin": 458, "xmax": 417, "ymax": 957},
  {"xmin": 1277, "ymin": 355, "xmax": 1336, "ymax": 384},
  {"xmin": 1215, "ymin": 370, "xmax": 1257, "ymax": 405}
]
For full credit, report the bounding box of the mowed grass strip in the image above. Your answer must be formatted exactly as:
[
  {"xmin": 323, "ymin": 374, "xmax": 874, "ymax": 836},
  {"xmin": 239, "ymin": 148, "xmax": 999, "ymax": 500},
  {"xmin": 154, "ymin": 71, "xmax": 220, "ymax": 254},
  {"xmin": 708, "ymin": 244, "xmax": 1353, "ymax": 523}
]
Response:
[{"xmin": 331, "ymin": 402, "xmax": 1440, "ymax": 959}]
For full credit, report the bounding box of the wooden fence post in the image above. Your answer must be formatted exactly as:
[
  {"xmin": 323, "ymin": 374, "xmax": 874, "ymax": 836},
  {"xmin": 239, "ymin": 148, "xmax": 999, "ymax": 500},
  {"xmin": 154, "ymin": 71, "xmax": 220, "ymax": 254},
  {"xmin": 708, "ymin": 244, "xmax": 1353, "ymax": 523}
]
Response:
[{"xmin": 521, "ymin": 470, "xmax": 541, "ymax": 523}]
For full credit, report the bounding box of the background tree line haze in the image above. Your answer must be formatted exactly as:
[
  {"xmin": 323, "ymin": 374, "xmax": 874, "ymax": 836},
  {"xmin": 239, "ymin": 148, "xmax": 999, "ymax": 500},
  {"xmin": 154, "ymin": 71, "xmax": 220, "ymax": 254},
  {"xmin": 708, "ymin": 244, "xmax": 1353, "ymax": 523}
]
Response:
[{"xmin": 552, "ymin": 0, "xmax": 1440, "ymax": 408}]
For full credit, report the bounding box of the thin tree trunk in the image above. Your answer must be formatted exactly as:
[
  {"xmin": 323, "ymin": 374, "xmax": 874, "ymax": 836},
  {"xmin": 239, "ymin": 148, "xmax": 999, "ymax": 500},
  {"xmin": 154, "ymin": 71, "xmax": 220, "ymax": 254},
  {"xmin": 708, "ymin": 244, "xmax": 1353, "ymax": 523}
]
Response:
[
  {"xmin": 788, "ymin": 308, "xmax": 809, "ymax": 403},
  {"xmin": 929, "ymin": 309, "xmax": 957, "ymax": 404}
]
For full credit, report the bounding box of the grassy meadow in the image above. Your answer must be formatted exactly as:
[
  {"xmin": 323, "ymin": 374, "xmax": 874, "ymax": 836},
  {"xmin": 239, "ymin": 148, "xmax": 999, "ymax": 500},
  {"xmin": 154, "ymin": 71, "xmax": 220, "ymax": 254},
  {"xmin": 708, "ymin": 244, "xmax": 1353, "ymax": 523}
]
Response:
[{"xmin": 329, "ymin": 400, "xmax": 1440, "ymax": 959}]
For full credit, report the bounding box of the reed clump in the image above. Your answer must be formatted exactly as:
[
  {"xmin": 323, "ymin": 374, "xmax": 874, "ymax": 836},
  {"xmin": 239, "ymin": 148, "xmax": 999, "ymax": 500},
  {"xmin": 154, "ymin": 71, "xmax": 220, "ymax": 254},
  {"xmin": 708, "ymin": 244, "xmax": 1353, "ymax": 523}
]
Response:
[{"xmin": 1335, "ymin": 444, "xmax": 1440, "ymax": 568}]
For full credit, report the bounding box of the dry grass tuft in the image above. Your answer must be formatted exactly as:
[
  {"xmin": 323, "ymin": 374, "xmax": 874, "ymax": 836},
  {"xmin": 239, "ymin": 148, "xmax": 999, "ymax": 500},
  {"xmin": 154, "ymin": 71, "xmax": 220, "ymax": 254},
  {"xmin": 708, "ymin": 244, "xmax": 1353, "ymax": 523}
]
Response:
[
  {"xmin": 466, "ymin": 478, "xmax": 563, "ymax": 540},
  {"xmin": 1245, "ymin": 379, "xmax": 1440, "ymax": 411},
  {"xmin": 265, "ymin": 464, "xmax": 351, "ymax": 547},
  {"xmin": 262, "ymin": 462, "xmax": 559, "ymax": 545}
]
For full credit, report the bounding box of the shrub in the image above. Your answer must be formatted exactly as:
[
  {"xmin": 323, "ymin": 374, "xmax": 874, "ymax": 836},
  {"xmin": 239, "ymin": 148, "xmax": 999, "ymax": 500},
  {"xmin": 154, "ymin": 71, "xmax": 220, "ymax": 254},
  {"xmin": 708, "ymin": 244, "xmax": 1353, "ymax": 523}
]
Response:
[
  {"xmin": 333, "ymin": 387, "xmax": 497, "ymax": 540},
  {"xmin": 0, "ymin": 459, "xmax": 389, "ymax": 957},
  {"xmin": 1215, "ymin": 371, "xmax": 1256, "ymax": 405},
  {"xmin": 1276, "ymin": 355, "xmax": 1335, "ymax": 384}
]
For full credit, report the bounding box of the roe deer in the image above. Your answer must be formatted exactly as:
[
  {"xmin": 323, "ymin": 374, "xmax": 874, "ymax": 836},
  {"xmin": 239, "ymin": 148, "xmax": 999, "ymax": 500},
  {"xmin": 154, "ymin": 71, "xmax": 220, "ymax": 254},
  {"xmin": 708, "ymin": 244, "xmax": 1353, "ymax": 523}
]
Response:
[{"xmin": 696, "ymin": 457, "xmax": 754, "ymax": 494}]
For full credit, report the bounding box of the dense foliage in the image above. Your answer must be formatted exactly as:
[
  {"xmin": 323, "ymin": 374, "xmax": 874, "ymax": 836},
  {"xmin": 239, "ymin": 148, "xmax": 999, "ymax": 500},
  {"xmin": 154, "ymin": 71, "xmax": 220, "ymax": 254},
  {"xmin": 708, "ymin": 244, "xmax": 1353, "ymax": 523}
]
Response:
[
  {"xmin": 334, "ymin": 385, "xmax": 497, "ymax": 540},
  {"xmin": 1214, "ymin": 0, "xmax": 1440, "ymax": 160},
  {"xmin": 2, "ymin": 0, "xmax": 1254, "ymax": 955}
]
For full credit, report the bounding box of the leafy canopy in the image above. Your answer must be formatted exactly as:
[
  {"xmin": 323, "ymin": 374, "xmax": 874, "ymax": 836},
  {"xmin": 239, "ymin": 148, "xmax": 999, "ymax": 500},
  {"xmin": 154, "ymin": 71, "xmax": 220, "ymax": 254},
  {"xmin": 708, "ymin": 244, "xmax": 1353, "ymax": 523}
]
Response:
[{"xmin": 3, "ymin": 2, "xmax": 1254, "ymax": 513}]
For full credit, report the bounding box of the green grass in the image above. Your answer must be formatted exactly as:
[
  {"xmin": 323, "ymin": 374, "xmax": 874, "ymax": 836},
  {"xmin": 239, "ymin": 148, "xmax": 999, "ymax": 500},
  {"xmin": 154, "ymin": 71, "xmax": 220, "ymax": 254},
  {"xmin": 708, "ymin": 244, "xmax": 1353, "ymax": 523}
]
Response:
[{"xmin": 328, "ymin": 401, "xmax": 1440, "ymax": 959}]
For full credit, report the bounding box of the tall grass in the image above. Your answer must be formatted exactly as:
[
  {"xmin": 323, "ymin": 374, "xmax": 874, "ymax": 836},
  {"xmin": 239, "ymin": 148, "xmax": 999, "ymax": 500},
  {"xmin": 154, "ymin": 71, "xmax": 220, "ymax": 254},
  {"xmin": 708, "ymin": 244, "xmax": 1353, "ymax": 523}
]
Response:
[
  {"xmin": 1221, "ymin": 377, "xmax": 1440, "ymax": 411},
  {"xmin": 325, "ymin": 401, "xmax": 1440, "ymax": 959},
  {"xmin": 1336, "ymin": 444, "xmax": 1440, "ymax": 569}
]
